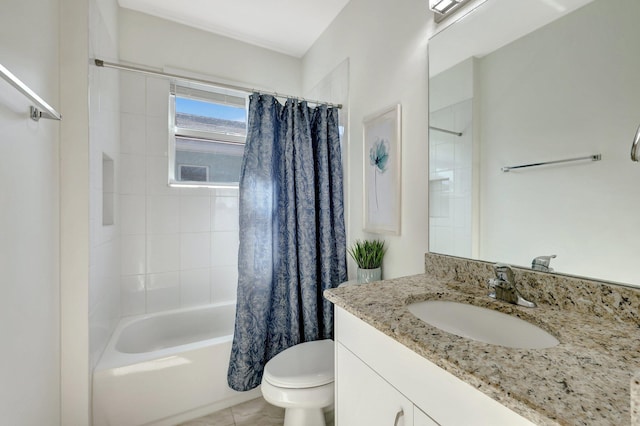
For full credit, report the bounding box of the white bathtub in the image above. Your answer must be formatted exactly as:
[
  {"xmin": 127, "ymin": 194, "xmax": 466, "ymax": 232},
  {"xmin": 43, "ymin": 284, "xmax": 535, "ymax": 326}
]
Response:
[{"xmin": 93, "ymin": 302, "xmax": 260, "ymax": 426}]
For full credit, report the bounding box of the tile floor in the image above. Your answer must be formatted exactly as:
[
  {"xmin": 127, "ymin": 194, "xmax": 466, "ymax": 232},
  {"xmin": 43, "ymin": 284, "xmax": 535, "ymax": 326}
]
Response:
[{"xmin": 179, "ymin": 397, "xmax": 335, "ymax": 426}]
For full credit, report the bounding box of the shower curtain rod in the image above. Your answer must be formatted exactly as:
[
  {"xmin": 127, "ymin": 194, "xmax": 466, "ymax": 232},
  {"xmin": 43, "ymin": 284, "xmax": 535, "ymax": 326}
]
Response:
[{"xmin": 93, "ymin": 59, "xmax": 342, "ymax": 109}]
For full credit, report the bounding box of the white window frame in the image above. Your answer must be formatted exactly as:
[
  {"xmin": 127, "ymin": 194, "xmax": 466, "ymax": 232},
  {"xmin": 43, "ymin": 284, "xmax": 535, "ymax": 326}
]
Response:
[{"xmin": 168, "ymin": 83, "xmax": 248, "ymax": 188}]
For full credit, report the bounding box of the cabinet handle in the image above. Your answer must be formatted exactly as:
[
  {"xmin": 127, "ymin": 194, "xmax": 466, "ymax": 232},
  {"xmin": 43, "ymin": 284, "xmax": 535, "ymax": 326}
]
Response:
[{"xmin": 394, "ymin": 408, "xmax": 404, "ymax": 426}]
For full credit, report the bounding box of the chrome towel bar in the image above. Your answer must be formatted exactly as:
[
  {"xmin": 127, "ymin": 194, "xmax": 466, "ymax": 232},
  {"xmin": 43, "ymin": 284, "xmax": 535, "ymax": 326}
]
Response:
[
  {"xmin": 0, "ymin": 63, "xmax": 61, "ymax": 121},
  {"xmin": 502, "ymin": 154, "xmax": 601, "ymax": 172},
  {"xmin": 429, "ymin": 126, "xmax": 463, "ymax": 136}
]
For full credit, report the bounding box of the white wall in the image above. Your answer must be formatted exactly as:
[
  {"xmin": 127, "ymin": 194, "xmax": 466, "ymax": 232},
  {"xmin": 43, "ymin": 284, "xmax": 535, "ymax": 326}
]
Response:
[
  {"xmin": 478, "ymin": 0, "xmax": 640, "ymax": 284},
  {"xmin": 0, "ymin": 0, "xmax": 61, "ymax": 423},
  {"xmin": 60, "ymin": 0, "xmax": 91, "ymax": 421},
  {"xmin": 117, "ymin": 10, "xmax": 302, "ymax": 313},
  {"xmin": 302, "ymin": 0, "xmax": 430, "ymax": 279},
  {"xmin": 119, "ymin": 9, "xmax": 301, "ymax": 95}
]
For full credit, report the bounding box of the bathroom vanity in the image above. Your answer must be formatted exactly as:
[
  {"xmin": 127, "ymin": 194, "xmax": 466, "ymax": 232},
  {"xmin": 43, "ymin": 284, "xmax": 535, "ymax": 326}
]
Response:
[
  {"xmin": 352, "ymin": 1, "xmax": 640, "ymax": 423},
  {"xmin": 335, "ymin": 307, "xmax": 534, "ymax": 425},
  {"xmin": 325, "ymin": 254, "xmax": 640, "ymax": 425}
]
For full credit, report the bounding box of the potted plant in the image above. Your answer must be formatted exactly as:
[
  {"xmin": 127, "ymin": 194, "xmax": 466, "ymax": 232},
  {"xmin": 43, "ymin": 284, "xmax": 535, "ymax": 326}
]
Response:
[{"xmin": 348, "ymin": 239, "xmax": 386, "ymax": 283}]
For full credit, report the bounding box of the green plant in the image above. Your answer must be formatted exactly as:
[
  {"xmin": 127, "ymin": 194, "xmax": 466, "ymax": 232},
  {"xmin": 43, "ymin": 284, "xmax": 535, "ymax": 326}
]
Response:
[{"xmin": 348, "ymin": 239, "xmax": 386, "ymax": 269}]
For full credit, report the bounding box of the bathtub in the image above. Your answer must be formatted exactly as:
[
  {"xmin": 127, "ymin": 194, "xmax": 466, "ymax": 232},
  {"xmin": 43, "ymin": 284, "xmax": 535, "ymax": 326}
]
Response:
[{"xmin": 93, "ymin": 302, "xmax": 261, "ymax": 426}]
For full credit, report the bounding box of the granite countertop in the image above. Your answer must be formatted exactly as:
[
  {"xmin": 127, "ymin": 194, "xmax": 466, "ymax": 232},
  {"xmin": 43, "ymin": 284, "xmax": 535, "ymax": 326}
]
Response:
[
  {"xmin": 633, "ymin": 372, "xmax": 640, "ymax": 424},
  {"xmin": 325, "ymin": 269, "xmax": 640, "ymax": 425}
]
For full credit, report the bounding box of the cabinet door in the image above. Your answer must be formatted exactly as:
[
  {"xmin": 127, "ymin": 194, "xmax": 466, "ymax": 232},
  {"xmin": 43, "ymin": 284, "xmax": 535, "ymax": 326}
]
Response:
[
  {"xmin": 414, "ymin": 407, "xmax": 439, "ymax": 426},
  {"xmin": 336, "ymin": 342, "xmax": 413, "ymax": 426}
]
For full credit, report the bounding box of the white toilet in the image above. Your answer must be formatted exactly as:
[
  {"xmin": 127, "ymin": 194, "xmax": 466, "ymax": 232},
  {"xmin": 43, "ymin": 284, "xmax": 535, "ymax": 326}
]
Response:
[{"xmin": 261, "ymin": 339, "xmax": 334, "ymax": 426}]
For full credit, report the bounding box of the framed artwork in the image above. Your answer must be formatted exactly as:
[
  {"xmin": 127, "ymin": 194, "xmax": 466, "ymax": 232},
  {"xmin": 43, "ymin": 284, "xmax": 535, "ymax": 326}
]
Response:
[{"xmin": 363, "ymin": 104, "xmax": 401, "ymax": 235}]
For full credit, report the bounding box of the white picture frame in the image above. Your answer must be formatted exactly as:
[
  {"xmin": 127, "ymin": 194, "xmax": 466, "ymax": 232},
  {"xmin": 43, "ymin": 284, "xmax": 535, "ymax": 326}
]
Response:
[{"xmin": 363, "ymin": 104, "xmax": 402, "ymax": 235}]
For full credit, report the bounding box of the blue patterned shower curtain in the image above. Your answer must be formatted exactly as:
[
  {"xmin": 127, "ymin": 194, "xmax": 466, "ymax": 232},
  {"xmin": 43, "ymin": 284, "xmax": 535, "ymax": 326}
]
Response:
[{"xmin": 227, "ymin": 94, "xmax": 347, "ymax": 392}]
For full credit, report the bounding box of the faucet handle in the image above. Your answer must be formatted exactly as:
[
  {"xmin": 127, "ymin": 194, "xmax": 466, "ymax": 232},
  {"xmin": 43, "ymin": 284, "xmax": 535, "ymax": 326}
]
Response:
[
  {"xmin": 488, "ymin": 264, "xmax": 536, "ymax": 307},
  {"xmin": 493, "ymin": 263, "xmax": 515, "ymax": 283},
  {"xmin": 493, "ymin": 263, "xmax": 512, "ymax": 272},
  {"xmin": 531, "ymin": 255, "xmax": 556, "ymax": 272}
]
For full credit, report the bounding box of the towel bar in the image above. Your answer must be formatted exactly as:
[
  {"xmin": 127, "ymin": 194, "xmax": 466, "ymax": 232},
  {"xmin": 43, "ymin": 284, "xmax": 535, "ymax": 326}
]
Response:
[
  {"xmin": 0, "ymin": 63, "xmax": 61, "ymax": 121},
  {"xmin": 429, "ymin": 126, "xmax": 463, "ymax": 136},
  {"xmin": 502, "ymin": 154, "xmax": 601, "ymax": 172}
]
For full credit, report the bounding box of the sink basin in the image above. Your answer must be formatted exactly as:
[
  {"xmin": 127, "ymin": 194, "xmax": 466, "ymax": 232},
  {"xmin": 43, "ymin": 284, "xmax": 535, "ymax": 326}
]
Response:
[{"xmin": 407, "ymin": 300, "xmax": 559, "ymax": 349}]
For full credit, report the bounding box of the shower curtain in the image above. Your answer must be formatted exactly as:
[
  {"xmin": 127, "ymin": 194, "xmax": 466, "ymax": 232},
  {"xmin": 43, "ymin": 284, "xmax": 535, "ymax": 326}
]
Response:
[{"xmin": 227, "ymin": 94, "xmax": 347, "ymax": 391}]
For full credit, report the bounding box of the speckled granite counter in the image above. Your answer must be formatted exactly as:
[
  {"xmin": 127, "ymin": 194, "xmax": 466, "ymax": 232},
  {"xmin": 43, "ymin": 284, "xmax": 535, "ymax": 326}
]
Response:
[
  {"xmin": 325, "ymin": 253, "xmax": 640, "ymax": 425},
  {"xmin": 633, "ymin": 372, "xmax": 640, "ymax": 425}
]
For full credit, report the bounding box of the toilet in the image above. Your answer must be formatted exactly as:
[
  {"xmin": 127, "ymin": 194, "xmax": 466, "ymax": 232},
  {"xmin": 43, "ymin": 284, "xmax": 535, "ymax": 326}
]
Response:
[{"xmin": 261, "ymin": 339, "xmax": 334, "ymax": 426}]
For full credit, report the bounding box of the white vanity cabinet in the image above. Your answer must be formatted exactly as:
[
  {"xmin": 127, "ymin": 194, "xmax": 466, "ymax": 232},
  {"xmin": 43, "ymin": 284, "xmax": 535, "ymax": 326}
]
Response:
[
  {"xmin": 336, "ymin": 342, "xmax": 418, "ymax": 425},
  {"xmin": 414, "ymin": 408, "xmax": 439, "ymax": 426},
  {"xmin": 334, "ymin": 307, "xmax": 535, "ymax": 426}
]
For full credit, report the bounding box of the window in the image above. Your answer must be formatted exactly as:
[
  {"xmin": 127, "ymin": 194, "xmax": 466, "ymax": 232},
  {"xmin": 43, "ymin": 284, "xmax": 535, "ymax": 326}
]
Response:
[
  {"xmin": 169, "ymin": 83, "xmax": 248, "ymax": 188},
  {"xmin": 178, "ymin": 164, "xmax": 208, "ymax": 182}
]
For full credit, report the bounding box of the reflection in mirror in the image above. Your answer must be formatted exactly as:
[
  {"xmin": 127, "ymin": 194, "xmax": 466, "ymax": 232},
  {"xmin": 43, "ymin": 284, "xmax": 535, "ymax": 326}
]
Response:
[{"xmin": 428, "ymin": 0, "xmax": 640, "ymax": 287}]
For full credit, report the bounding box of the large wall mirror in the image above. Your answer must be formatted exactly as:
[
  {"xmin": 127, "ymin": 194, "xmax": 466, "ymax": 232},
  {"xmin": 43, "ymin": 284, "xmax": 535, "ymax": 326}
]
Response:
[{"xmin": 428, "ymin": 0, "xmax": 640, "ymax": 288}]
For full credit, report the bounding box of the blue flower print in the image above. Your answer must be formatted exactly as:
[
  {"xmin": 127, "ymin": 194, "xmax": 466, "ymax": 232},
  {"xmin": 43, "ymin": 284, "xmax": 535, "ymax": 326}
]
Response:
[
  {"xmin": 370, "ymin": 138, "xmax": 390, "ymax": 173},
  {"xmin": 369, "ymin": 138, "xmax": 390, "ymax": 209}
]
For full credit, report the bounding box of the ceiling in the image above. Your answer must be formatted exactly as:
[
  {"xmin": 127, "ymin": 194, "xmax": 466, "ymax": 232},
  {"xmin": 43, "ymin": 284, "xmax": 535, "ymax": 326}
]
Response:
[{"xmin": 118, "ymin": 0, "xmax": 351, "ymax": 58}]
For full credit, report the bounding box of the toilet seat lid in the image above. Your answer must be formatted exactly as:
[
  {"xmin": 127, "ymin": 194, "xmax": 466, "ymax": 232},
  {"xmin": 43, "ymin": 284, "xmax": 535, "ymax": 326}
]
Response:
[{"xmin": 263, "ymin": 339, "xmax": 334, "ymax": 389}]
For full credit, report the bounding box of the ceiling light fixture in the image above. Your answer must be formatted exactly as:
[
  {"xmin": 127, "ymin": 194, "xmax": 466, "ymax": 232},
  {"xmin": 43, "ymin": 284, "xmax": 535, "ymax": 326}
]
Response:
[
  {"xmin": 430, "ymin": 0, "xmax": 461, "ymax": 14},
  {"xmin": 429, "ymin": 0, "xmax": 471, "ymax": 23}
]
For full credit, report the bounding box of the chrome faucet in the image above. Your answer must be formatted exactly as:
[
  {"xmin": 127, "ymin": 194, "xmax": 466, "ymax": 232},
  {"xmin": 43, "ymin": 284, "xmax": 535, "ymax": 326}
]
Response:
[
  {"xmin": 488, "ymin": 264, "xmax": 536, "ymax": 308},
  {"xmin": 531, "ymin": 254, "xmax": 556, "ymax": 272}
]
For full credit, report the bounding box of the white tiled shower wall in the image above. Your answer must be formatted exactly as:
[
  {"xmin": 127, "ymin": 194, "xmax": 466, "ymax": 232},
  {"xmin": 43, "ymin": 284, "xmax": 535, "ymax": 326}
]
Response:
[
  {"xmin": 119, "ymin": 72, "xmax": 240, "ymax": 316},
  {"xmin": 89, "ymin": 0, "xmax": 121, "ymax": 371},
  {"xmin": 428, "ymin": 58, "xmax": 476, "ymax": 261},
  {"xmin": 428, "ymin": 99, "xmax": 473, "ymax": 258}
]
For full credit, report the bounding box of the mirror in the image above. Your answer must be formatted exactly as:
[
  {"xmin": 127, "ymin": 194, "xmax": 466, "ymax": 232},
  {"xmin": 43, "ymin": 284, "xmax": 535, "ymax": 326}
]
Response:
[{"xmin": 428, "ymin": 0, "xmax": 640, "ymax": 287}]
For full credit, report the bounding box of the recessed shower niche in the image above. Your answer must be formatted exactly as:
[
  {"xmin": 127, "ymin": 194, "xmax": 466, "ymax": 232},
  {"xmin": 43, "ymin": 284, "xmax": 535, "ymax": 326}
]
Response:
[{"xmin": 102, "ymin": 153, "xmax": 114, "ymax": 226}]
